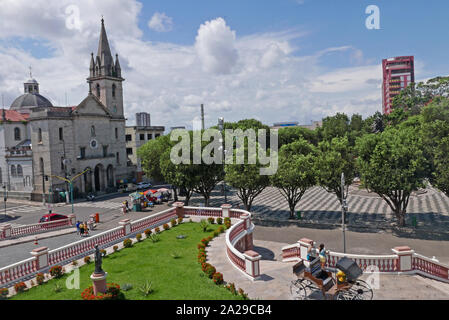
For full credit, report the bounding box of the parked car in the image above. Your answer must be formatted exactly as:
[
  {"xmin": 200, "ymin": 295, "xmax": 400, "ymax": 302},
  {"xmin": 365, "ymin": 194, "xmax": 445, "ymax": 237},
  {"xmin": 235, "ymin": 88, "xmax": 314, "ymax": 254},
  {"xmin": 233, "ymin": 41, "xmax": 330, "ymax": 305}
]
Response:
[
  {"xmin": 137, "ymin": 182, "xmax": 152, "ymax": 190},
  {"xmin": 118, "ymin": 183, "xmax": 138, "ymax": 193},
  {"xmin": 39, "ymin": 213, "xmax": 69, "ymax": 223}
]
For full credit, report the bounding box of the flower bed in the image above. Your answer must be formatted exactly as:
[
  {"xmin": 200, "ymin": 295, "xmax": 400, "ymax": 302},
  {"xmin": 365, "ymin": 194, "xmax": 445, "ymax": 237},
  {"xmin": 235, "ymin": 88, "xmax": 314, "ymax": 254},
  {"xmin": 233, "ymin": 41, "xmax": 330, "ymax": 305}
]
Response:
[{"xmin": 81, "ymin": 283, "xmax": 122, "ymax": 300}]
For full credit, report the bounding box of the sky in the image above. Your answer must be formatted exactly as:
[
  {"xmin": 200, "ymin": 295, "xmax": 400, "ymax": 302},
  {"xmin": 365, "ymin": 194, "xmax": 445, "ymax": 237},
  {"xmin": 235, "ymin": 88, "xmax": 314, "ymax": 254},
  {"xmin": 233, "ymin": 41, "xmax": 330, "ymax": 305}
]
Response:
[{"xmin": 1, "ymin": 0, "xmax": 449, "ymax": 130}]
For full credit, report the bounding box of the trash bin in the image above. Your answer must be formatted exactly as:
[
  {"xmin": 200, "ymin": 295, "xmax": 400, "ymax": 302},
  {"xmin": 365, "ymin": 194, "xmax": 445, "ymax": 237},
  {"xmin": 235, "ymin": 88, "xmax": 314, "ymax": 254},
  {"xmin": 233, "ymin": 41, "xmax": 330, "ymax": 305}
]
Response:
[{"xmin": 95, "ymin": 213, "xmax": 100, "ymax": 223}]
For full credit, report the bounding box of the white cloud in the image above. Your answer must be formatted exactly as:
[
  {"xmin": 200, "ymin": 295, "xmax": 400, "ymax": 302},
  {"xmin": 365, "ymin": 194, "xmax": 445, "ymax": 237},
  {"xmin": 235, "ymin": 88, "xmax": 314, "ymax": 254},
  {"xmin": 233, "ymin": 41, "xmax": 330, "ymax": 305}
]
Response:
[
  {"xmin": 194, "ymin": 18, "xmax": 239, "ymax": 75},
  {"xmin": 0, "ymin": 1, "xmax": 385, "ymax": 131},
  {"xmin": 148, "ymin": 12, "xmax": 173, "ymax": 32}
]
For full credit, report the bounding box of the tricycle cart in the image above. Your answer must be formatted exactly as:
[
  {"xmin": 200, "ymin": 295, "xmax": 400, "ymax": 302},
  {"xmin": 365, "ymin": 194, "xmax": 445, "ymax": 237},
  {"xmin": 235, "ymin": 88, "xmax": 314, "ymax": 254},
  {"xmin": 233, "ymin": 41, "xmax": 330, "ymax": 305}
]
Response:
[{"xmin": 290, "ymin": 257, "xmax": 373, "ymax": 300}]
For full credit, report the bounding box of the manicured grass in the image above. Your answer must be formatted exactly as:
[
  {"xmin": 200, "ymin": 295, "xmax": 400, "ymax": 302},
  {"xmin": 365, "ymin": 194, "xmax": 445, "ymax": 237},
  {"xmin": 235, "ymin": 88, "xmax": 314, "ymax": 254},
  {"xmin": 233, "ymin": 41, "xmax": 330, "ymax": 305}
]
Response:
[{"xmin": 10, "ymin": 222, "xmax": 242, "ymax": 300}]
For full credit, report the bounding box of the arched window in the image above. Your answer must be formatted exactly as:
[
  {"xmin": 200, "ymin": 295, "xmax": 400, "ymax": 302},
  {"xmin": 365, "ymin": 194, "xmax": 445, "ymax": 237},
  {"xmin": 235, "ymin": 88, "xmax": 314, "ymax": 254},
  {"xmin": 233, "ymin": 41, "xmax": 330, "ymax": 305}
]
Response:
[
  {"xmin": 17, "ymin": 165, "xmax": 23, "ymax": 177},
  {"xmin": 14, "ymin": 127, "xmax": 21, "ymax": 141},
  {"xmin": 0, "ymin": 167, "xmax": 2, "ymax": 184},
  {"xmin": 91, "ymin": 126, "xmax": 96, "ymax": 137},
  {"xmin": 38, "ymin": 128, "xmax": 42, "ymax": 143},
  {"xmin": 11, "ymin": 165, "xmax": 16, "ymax": 177},
  {"xmin": 96, "ymin": 84, "xmax": 100, "ymax": 97},
  {"xmin": 40, "ymin": 158, "xmax": 44, "ymax": 173},
  {"xmin": 112, "ymin": 84, "xmax": 116, "ymax": 98}
]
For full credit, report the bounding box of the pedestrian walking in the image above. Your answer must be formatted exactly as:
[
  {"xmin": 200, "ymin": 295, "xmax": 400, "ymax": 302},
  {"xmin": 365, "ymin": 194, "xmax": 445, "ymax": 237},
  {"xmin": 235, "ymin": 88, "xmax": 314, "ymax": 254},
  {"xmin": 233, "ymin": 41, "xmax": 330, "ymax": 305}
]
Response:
[
  {"xmin": 79, "ymin": 223, "xmax": 84, "ymax": 237},
  {"xmin": 122, "ymin": 202, "xmax": 127, "ymax": 215},
  {"xmin": 75, "ymin": 221, "xmax": 81, "ymax": 235}
]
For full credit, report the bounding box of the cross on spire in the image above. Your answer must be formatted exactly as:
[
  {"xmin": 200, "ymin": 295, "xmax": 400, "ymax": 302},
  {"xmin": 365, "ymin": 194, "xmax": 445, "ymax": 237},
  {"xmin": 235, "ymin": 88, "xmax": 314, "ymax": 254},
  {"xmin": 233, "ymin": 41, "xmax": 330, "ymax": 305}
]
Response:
[{"xmin": 29, "ymin": 65, "xmax": 33, "ymax": 79}]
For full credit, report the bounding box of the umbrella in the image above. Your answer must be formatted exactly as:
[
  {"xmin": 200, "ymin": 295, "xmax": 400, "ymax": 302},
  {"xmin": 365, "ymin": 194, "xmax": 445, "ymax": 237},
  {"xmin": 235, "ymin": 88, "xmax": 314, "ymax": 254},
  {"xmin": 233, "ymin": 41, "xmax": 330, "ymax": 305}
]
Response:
[{"xmin": 157, "ymin": 188, "xmax": 170, "ymax": 193}]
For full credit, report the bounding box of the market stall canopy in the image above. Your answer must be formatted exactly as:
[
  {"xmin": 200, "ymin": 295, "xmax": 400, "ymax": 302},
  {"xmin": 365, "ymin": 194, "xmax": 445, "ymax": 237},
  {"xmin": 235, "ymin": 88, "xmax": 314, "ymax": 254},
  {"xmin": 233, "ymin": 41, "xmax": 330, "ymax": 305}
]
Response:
[
  {"xmin": 143, "ymin": 189, "xmax": 158, "ymax": 195},
  {"xmin": 157, "ymin": 188, "xmax": 170, "ymax": 193}
]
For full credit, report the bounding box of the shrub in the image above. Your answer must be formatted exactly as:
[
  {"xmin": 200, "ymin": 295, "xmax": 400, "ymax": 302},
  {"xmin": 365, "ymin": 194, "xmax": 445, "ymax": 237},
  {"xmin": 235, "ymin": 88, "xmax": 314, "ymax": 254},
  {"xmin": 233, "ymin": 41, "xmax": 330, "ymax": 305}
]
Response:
[
  {"xmin": 226, "ymin": 282, "xmax": 237, "ymax": 295},
  {"xmin": 36, "ymin": 273, "xmax": 45, "ymax": 285},
  {"xmin": 54, "ymin": 283, "xmax": 63, "ymax": 293},
  {"xmin": 206, "ymin": 236, "xmax": 213, "ymax": 242},
  {"xmin": 123, "ymin": 238, "xmax": 133, "ymax": 248},
  {"xmin": 239, "ymin": 288, "xmax": 249, "ymax": 300},
  {"xmin": 113, "ymin": 245, "xmax": 119, "ymax": 253},
  {"xmin": 72, "ymin": 260, "xmax": 78, "ymax": 266},
  {"xmin": 198, "ymin": 252, "xmax": 206, "ymax": 260},
  {"xmin": 49, "ymin": 265, "xmax": 63, "ymax": 278},
  {"xmin": 170, "ymin": 219, "xmax": 177, "ymax": 227},
  {"xmin": 201, "ymin": 262, "xmax": 211, "ymax": 273},
  {"xmin": 201, "ymin": 238, "xmax": 209, "ymax": 246},
  {"xmin": 224, "ymin": 217, "xmax": 231, "ymax": 224},
  {"xmin": 197, "ymin": 243, "xmax": 206, "ymax": 250},
  {"xmin": 100, "ymin": 249, "xmax": 107, "ymax": 257},
  {"xmin": 208, "ymin": 217, "xmax": 215, "ymax": 224},
  {"xmin": 163, "ymin": 223, "xmax": 170, "ymax": 231},
  {"xmin": 81, "ymin": 283, "xmax": 123, "ymax": 300},
  {"xmin": 138, "ymin": 280, "xmax": 153, "ymax": 296},
  {"xmin": 144, "ymin": 229, "xmax": 152, "ymax": 237},
  {"xmin": 149, "ymin": 234, "xmax": 160, "ymax": 243},
  {"xmin": 0, "ymin": 288, "xmax": 8, "ymax": 300},
  {"xmin": 218, "ymin": 226, "xmax": 225, "ymax": 233},
  {"xmin": 204, "ymin": 265, "xmax": 216, "ymax": 279},
  {"xmin": 198, "ymin": 256, "xmax": 206, "ymax": 264},
  {"xmin": 225, "ymin": 221, "xmax": 231, "ymax": 229},
  {"xmin": 177, "ymin": 217, "xmax": 183, "ymax": 224},
  {"xmin": 212, "ymin": 272, "xmax": 224, "ymax": 285},
  {"xmin": 155, "ymin": 227, "xmax": 160, "ymax": 233},
  {"xmin": 84, "ymin": 256, "xmax": 91, "ymax": 264},
  {"xmin": 136, "ymin": 233, "xmax": 142, "ymax": 242},
  {"xmin": 213, "ymin": 230, "xmax": 219, "ymax": 237},
  {"xmin": 121, "ymin": 283, "xmax": 133, "ymax": 291},
  {"xmin": 199, "ymin": 219, "xmax": 209, "ymax": 232},
  {"xmin": 217, "ymin": 217, "xmax": 223, "ymax": 225},
  {"xmin": 14, "ymin": 282, "xmax": 27, "ymax": 293}
]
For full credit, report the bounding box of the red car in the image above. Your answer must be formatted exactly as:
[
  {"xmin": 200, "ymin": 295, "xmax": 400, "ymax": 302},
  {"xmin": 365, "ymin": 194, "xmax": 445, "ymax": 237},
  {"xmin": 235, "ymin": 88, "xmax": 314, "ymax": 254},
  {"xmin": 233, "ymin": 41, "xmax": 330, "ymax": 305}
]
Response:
[{"xmin": 39, "ymin": 213, "xmax": 68, "ymax": 223}]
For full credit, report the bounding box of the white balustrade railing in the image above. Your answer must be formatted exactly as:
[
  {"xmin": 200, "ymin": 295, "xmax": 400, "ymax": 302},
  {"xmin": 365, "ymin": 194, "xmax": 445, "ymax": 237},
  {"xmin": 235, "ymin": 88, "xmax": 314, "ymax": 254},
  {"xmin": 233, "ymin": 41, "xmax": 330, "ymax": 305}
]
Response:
[{"xmin": 1, "ymin": 218, "xmax": 72, "ymax": 240}]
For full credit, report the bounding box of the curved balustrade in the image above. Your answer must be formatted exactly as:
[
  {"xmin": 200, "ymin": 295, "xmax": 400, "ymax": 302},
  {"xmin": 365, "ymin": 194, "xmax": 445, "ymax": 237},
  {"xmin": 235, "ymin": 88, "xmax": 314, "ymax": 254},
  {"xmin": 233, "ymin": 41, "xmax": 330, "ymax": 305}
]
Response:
[{"xmin": 0, "ymin": 258, "xmax": 37, "ymax": 287}]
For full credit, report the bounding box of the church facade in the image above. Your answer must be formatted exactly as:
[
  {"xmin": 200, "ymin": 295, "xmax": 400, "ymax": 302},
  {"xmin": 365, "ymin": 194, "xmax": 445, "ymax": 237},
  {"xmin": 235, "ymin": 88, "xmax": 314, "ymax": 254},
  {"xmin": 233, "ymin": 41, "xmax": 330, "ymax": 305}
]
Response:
[{"xmin": 1, "ymin": 19, "xmax": 134, "ymax": 200}]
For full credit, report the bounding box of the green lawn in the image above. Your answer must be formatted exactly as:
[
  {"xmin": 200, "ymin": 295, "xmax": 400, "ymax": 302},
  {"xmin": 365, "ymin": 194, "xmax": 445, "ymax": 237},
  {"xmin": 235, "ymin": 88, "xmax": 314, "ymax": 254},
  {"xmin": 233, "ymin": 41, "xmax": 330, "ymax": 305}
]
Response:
[{"xmin": 11, "ymin": 222, "xmax": 242, "ymax": 300}]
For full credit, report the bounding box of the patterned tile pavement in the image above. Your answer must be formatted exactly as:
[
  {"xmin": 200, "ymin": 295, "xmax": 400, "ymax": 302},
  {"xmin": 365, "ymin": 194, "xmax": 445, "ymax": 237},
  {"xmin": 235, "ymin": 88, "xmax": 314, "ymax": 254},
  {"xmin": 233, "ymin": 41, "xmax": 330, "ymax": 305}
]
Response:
[{"xmin": 187, "ymin": 184, "xmax": 449, "ymax": 232}]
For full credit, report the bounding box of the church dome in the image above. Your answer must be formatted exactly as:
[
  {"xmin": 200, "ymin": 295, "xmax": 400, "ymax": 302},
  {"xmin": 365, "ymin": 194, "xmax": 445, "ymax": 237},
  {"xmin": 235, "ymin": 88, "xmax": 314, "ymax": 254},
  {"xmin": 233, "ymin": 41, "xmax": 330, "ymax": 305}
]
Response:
[
  {"xmin": 10, "ymin": 75, "xmax": 53, "ymax": 111},
  {"xmin": 10, "ymin": 93, "xmax": 53, "ymax": 110}
]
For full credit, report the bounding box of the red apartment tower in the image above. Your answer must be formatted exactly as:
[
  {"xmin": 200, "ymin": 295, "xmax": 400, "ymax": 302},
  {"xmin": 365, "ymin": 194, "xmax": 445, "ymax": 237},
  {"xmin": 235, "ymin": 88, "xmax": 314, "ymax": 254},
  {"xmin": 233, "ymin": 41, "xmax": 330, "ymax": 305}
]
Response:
[{"xmin": 382, "ymin": 56, "xmax": 415, "ymax": 115}]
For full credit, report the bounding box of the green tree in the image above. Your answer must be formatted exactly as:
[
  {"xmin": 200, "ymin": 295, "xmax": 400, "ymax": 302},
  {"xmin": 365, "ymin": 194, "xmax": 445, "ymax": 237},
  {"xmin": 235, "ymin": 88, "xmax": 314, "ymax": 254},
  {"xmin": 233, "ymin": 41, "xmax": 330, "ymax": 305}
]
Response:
[
  {"xmin": 355, "ymin": 127, "xmax": 428, "ymax": 226},
  {"xmin": 225, "ymin": 144, "xmax": 270, "ymax": 211},
  {"xmin": 270, "ymin": 139, "xmax": 317, "ymax": 219},
  {"xmin": 318, "ymin": 113, "xmax": 350, "ymax": 142},
  {"xmin": 278, "ymin": 126, "xmax": 318, "ymax": 147},
  {"xmin": 137, "ymin": 134, "xmax": 170, "ymax": 182},
  {"xmin": 315, "ymin": 136, "xmax": 355, "ymax": 205}
]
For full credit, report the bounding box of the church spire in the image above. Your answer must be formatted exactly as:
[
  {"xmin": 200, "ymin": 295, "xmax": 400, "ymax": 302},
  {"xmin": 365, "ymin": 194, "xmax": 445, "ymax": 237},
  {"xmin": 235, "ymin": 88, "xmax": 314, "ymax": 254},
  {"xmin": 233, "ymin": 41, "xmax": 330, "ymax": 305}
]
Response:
[{"xmin": 97, "ymin": 18, "xmax": 113, "ymax": 76}]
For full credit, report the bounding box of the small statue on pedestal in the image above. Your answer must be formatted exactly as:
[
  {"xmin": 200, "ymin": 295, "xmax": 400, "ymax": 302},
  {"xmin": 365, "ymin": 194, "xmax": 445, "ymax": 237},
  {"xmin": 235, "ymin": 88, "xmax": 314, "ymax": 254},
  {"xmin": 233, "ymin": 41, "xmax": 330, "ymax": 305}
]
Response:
[{"xmin": 94, "ymin": 244, "xmax": 104, "ymax": 274}]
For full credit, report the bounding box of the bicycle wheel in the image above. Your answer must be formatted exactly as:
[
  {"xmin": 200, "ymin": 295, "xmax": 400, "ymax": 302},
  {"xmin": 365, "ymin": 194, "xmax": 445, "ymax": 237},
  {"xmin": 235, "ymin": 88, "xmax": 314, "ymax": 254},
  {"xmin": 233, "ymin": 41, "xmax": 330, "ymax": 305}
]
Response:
[
  {"xmin": 349, "ymin": 279, "xmax": 373, "ymax": 300},
  {"xmin": 290, "ymin": 280, "xmax": 308, "ymax": 300}
]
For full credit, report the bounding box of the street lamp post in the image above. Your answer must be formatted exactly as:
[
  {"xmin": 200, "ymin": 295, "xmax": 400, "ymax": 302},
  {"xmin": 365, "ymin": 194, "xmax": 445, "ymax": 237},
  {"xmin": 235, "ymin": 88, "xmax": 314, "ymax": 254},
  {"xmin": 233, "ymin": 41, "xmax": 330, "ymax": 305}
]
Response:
[
  {"xmin": 218, "ymin": 117, "xmax": 227, "ymax": 204},
  {"xmin": 341, "ymin": 172, "xmax": 348, "ymax": 254},
  {"xmin": 50, "ymin": 168, "xmax": 90, "ymax": 214},
  {"xmin": 2, "ymin": 185, "xmax": 6, "ymax": 218}
]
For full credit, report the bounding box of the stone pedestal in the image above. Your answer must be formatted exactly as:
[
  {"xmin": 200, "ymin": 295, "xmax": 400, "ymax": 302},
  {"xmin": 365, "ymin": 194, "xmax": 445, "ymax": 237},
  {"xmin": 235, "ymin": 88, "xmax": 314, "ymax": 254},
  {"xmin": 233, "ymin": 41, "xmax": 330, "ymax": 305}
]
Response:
[
  {"xmin": 30, "ymin": 247, "xmax": 49, "ymax": 270},
  {"xmin": 119, "ymin": 219, "xmax": 131, "ymax": 236},
  {"xmin": 298, "ymin": 238, "xmax": 314, "ymax": 260},
  {"xmin": 0, "ymin": 224, "xmax": 11, "ymax": 239},
  {"xmin": 90, "ymin": 272, "xmax": 108, "ymax": 295},
  {"xmin": 221, "ymin": 204, "xmax": 232, "ymax": 218},
  {"xmin": 392, "ymin": 246, "xmax": 414, "ymax": 272},
  {"xmin": 172, "ymin": 202, "xmax": 185, "ymax": 218},
  {"xmin": 244, "ymin": 250, "xmax": 262, "ymax": 280}
]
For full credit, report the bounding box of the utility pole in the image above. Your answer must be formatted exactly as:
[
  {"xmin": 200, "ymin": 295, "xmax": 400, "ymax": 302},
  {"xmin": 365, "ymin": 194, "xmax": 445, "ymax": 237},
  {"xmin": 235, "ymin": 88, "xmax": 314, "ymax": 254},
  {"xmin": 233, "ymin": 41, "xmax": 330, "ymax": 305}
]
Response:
[
  {"xmin": 341, "ymin": 172, "xmax": 348, "ymax": 254},
  {"xmin": 218, "ymin": 117, "xmax": 227, "ymax": 204},
  {"xmin": 201, "ymin": 104, "xmax": 205, "ymax": 131}
]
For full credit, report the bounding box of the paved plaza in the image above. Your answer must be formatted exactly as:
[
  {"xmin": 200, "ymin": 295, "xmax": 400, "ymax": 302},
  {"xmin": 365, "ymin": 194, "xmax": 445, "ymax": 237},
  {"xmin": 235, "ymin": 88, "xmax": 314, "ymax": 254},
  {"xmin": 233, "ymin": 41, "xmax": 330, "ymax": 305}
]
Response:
[
  {"xmin": 207, "ymin": 236, "xmax": 449, "ymax": 300},
  {"xmin": 188, "ymin": 185, "xmax": 449, "ymax": 234}
]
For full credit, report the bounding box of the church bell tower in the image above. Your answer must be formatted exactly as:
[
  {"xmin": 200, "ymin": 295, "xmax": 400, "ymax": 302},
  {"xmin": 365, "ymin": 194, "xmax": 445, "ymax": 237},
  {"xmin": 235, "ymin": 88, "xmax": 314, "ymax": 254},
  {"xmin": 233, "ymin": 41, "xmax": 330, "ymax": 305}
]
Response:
[{"xmin": 87, "ymin": 18, "xmax": 125, "ymax": 118}]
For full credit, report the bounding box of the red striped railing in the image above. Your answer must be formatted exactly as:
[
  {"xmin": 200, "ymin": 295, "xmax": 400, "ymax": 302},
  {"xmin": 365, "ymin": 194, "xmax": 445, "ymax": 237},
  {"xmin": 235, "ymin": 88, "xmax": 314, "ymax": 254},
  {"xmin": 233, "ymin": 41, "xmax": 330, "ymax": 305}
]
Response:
[
  {"xmin": 413, "ymin": 254, "xmax": 449, "ymax": 281},
  {"xmin": 1, "ymin": 219, "xmax": 72, "ymax": 240}
]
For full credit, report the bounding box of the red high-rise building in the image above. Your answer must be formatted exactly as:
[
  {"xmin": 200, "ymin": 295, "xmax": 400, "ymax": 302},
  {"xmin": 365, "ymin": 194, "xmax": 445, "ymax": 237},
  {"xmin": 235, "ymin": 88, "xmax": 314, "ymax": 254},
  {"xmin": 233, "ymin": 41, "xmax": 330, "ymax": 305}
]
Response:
[{"xmin": 382, "ymin": 56, "xmax": 415, "ymax": 115}]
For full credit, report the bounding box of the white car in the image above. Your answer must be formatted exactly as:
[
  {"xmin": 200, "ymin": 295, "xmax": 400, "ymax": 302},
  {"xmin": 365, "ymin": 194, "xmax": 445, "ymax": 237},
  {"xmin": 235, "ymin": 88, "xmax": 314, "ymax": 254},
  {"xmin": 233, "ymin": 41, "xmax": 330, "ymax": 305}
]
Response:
[{"xmin": 137, "ymin": 182, "xmax": 152, "ymax": 190}]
